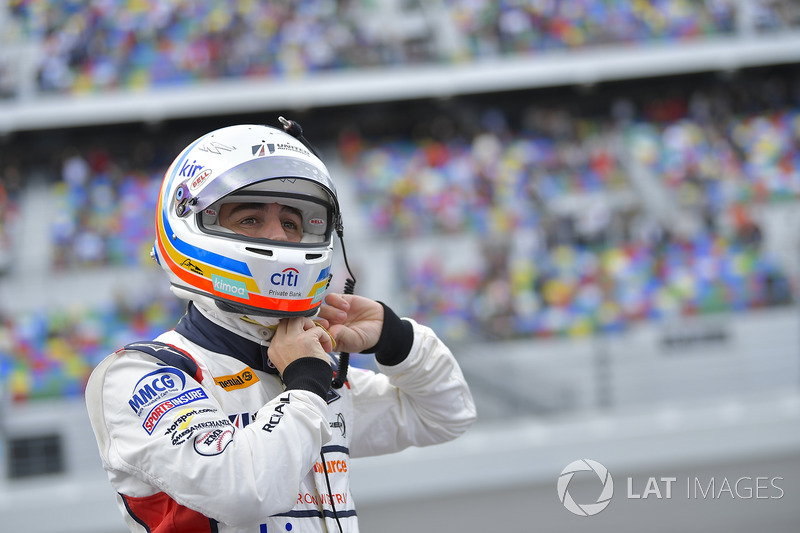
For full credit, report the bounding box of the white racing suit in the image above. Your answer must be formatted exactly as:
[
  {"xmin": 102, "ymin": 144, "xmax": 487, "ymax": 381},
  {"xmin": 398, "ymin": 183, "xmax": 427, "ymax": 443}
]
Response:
[{"xmin": 85, "ymin": 302, "xmax": 476, "ymax": 532}]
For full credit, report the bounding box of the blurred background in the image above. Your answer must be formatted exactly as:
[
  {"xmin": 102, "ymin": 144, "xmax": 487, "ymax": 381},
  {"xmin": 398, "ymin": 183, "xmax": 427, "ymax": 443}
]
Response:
[{"xmin": 1, "ymin": 0, "xmax": 800, "ymax": 531}]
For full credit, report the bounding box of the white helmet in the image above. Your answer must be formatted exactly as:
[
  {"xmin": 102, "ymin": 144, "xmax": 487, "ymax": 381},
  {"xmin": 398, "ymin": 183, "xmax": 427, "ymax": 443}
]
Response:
[{"xmin": 152, "ymin": 122, "xmax": 341, "ymax": 317}]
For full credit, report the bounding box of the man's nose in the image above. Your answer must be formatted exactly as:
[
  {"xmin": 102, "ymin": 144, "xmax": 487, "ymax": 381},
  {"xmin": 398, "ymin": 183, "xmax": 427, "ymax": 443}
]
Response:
[{"xmin": 260, "ymin": 217, "xmax": 288, "ymax": 241}]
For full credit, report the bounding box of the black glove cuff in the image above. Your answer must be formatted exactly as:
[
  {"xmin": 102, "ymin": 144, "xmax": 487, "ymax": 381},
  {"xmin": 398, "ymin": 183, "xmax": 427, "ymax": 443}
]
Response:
[
  {"xmin": 282, "ymin": 357, "xmax": 333, "ymax": 400},
  {"xmin": 361, "ymin": 302, "xmax": 414, "ymax": 367}
]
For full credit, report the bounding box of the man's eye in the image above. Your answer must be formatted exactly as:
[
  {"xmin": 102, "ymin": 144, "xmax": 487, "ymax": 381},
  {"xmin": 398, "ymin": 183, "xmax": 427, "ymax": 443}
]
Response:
[{"xmin": 239, "ymin": 216, "xmax": 259, "ymax": 226}]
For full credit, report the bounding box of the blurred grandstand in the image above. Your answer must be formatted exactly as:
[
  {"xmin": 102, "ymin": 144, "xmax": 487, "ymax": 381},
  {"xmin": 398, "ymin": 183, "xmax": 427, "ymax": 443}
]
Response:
[{"xmin": 1, "ymin": 1, "xmax": 800, "ymax": 532}]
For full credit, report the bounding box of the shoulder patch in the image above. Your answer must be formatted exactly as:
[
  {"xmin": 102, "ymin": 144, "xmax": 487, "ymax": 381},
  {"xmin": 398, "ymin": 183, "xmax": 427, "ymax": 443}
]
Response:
[
  {"xmin": 122, "ymin": 341, "xmax": 204, "ymax": 383},
  {"xmin": 214, "ymin": 368, "xmax": 260, "ymax": 391}
]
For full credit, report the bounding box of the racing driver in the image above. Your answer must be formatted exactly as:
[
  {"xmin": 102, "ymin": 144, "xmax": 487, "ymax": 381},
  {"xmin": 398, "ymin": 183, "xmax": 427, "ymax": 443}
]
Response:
[{"xmin": 85, "ymin": 119, "xmax": 477, "ymax": 533}]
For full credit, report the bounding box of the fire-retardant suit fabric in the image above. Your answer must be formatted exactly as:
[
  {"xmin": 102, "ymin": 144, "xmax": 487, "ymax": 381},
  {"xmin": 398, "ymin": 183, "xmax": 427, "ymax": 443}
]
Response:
[{"xmin": 85, "ymin": 302, "xmax": 476, "ymax": 532}]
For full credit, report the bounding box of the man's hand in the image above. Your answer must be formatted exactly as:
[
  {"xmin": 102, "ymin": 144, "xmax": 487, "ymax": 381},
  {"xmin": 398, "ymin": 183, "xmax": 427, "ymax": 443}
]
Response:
[
  {"xmin": 316, "ymin": 294, "xmax": 384, "ymax": 354},
  {"xmin": 268, "ymin": 317, "xmax": 334, "ymax": 375}
]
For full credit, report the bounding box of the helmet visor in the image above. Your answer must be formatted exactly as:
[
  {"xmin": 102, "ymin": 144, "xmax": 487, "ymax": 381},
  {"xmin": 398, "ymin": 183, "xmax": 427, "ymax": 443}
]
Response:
[
  {"xmin": 199, "ymin": 190, "xmax": 333, "ymax": 244},
  {"xmin": 183, "ymin": 155, "xmax": 337, "ymax": 214}
]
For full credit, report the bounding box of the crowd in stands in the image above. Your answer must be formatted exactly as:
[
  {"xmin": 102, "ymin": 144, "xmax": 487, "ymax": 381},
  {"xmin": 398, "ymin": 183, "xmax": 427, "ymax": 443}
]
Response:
[
  {"xmin": 350, "ymin": 113, "xmax": 629, "ymax": 238},
  {"xmin": 2, "ymin": 0, "xmax": 798, "ymax": 96},
  {"xmin": 346, "ymin": 73, "xmax": 799, "ymax": 341},
  {"xmin": 443, "ymin": 0, "xmax": 739, "ymax": 58},
  {"xmin": 397, "ymin": 215, "xmax": 791, "ymax": 341},
  {"xmin": 9, "ymin": 0, "xmax": 430, "ymax": 94},
  {"xmin": 52, "ymin": 149, "xmax": 163, "ymax": 268},
  {"xmin": 627, "ymin": 105, "xmax": 800, "ymax": 215},
  {"xmin": 0, "ymin": 291, "xmax": 184, "ymax": 402},
  {"xmin": 2, "ymin": 64, "xmax": 800, "ymax": 400}
]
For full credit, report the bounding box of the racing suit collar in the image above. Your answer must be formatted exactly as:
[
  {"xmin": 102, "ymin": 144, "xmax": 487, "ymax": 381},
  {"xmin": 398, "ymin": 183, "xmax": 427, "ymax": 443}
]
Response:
[{"xmin": 175, "ymin": 302, "xmax": 280, "ymax": 374}]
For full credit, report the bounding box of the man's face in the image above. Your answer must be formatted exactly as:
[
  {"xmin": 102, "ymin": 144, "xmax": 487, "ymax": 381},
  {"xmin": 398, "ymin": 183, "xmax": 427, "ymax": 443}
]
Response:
[{"xmin": 218, "ymin": 202, "xmax": 303, "ymax": 242}]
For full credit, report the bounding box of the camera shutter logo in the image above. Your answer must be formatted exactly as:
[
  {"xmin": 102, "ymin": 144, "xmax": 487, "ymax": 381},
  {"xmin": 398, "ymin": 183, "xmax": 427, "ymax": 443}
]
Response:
[{"xmin": 557, "ymin": 459, "xmax": 614, "ymax": 516}]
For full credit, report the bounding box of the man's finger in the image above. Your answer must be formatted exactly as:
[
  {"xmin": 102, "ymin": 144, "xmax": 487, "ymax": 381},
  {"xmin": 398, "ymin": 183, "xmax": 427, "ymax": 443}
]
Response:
[
  {"xmin": 314, "ymin": 323, "xmax": 336, "ymax": 352},
  {"xmin": 324, "ymin": 293, "xmax": 352, "ymax": 311},
  {"xmin": 281, "ymin": 317, "xmax": 304, "ymax": 335},
  {"xmin": 315, "ymin": 329, "xmax": 333, "ymax": 353},
  {"xmin": 275, "ymin": 318, "xmax": 289, "ymax": 337}
]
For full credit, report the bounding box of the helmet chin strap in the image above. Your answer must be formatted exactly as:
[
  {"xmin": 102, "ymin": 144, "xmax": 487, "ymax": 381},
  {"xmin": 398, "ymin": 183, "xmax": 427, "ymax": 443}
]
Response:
[
  {"xmin": 173, "ymin": 287, "xmax": 283, "ymax": 343},
  {"xmin": 202, "ymin": 299, "xmax": 282, "ymax": 342}
]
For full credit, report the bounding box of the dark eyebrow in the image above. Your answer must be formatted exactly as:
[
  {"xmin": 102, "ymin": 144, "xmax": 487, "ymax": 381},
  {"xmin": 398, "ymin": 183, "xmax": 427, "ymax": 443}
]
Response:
[
  {"xmin": 279, "ymin": 204, "xmax": 303, "ymax": 219},
  {"xmin": 224, "ymin": 203, "xmax": 302, "ymax": 219},
  {"xmin": 224, "ymin": 203, "xmax": 262, "ymax": 217}
]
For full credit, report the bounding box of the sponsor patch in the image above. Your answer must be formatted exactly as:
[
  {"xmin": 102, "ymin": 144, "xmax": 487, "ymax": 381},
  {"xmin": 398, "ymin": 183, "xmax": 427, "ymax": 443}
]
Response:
[
  {"xmin": 181, "ymin": 259, "xmax": 204, "ymax": 275},
  {"xmin": 194, "ymin": 428, "xmax": 234, "ymax": 456},
  {"xmin": 179, "ymin": 159, "xmax": 205, "ymax": 178},
  {"xmin": 251, "ymin": 143, "xmax": 275, "ymax": 157},
  {"xmin": 141, "ymin": 387, "xmax": 208, "ymax": 434},
  {"xmin": 228, "ymin": 412, "xmax": 253, "ymax": 429},
  {"xmin": 262, "ymin": 394, "xmax": 291, "ymax": 433},
  {"xmin": 170, "ymin": 419, "xmax": 232, "ymax": 446},
  {"xmin": 129, "ymin": 367, "xmax": 187, "ymax": 417},
  {"xmin": 214, "ymin": 368, "xmax": 260, "ymax": 391},
  {"xmin": 163, "ymin": 408, "xmax": 217, "ymax": 436},
  {"xmin": 330, "ymin": 413, "xmax": 346, "ymax": 437},
  {"xmin": 189, "ymin": 168, "xmax": 212, "ymax": 191},
  {"xmin": 275, "ymin": 142, "xmax": 310, "ymax": 157},
  {"xmin": 271, "ymin": 267, "xmax": 300, "ymax": 287},
  {"xmin": 212, "ymin": 274, "xmax": 249, "ymax": 298}
]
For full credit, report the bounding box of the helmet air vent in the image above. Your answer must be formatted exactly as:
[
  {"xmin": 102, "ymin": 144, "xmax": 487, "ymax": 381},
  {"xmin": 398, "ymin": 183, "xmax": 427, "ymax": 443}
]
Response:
[{"xmin": 245, "ymin": 247, "xmax": 274, "ymax": 257}]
